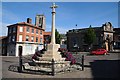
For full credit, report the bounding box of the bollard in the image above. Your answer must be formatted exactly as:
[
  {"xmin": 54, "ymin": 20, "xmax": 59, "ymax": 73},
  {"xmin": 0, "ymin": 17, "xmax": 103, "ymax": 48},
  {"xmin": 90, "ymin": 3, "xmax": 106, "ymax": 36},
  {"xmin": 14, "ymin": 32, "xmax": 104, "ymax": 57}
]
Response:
[
  {"xmin": 18, "ymin": 46, "xmax": 23, "ymax": 73},
  {"xmin": 81, "ymin": 55, "xmax": 84, "ymax": 71},
  {"xmin": 52, "ymin": 59, "xmax": 55, "ymax": 76}
]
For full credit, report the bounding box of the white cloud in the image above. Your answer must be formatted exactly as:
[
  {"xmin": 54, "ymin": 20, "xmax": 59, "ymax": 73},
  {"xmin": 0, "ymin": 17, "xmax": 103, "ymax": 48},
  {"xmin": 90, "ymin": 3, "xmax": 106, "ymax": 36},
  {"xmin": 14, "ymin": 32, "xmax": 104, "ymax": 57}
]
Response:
[{"xmin": 0, "ymin": 8, "xmax": 22, "ymax": 36}]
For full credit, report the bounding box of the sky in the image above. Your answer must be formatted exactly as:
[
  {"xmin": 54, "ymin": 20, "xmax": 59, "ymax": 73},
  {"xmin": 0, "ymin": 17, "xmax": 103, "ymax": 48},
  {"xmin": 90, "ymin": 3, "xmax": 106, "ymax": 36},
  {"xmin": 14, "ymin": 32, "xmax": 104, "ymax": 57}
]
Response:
[{"xmin": 1, "ymin": 2, "xmax": 119, "ymax": 36}]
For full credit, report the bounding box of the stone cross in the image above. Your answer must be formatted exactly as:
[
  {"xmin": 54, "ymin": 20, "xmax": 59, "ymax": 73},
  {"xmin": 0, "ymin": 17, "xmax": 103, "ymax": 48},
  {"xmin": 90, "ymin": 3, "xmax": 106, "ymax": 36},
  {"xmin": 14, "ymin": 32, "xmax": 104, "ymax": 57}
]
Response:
[{"xmin": 50, "ymin": 3, "xmax": 58, "ymax": 44}]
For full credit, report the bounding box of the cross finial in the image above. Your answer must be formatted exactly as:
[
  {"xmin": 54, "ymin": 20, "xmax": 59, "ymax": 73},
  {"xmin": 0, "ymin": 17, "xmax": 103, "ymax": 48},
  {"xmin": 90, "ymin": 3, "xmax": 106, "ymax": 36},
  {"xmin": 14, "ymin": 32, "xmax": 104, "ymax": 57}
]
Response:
[{"xmin": 50, "ymin": 3, "xmax": 58, "ymax": 13}]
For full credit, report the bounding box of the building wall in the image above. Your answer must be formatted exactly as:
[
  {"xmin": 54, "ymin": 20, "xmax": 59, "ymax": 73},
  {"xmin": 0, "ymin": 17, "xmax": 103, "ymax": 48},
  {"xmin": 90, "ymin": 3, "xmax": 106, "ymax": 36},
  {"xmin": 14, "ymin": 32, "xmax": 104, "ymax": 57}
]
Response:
[
  {"xmin": 35, "ymin": 15, "xmax": 46, "ymax": 30},
  {"xmin": 0, "ymin": 36, "xmax": 8, "ymax": 56},
  {"xmin": 60, "ymin": 34, "xmax": 67, "ymax": 49},
  {"xmin": 15, "ymin": 43, "xmax": 43, "ymax": 56},
  {"xmin": 113, "ymin": 28, "xmax": 120, "ymax": 49},
  {"xmin": 7, "ymin": 43, "xmax": 16, "ymax": 56},
  {"xmin": 16, "ymin": 25, "xmax": 43, "ymax": 43},
  {"xmin": 0, "ymin": 40, "xmax": 2, "ymax": 55},
  {"xmin": 67, "ymin": 22, "xmax": 114, "ymax": 52},
  {"xmin": 7, "ymin": 18, "xmax": 45, "ymax": 56}
]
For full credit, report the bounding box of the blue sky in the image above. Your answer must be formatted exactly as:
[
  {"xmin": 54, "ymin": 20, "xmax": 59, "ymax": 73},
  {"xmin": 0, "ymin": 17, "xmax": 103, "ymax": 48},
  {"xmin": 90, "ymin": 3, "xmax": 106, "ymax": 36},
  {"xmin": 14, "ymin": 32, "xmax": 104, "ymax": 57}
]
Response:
[{"xmin": 1, "ymin": 2, "xmax": 118, "ymax": 36}]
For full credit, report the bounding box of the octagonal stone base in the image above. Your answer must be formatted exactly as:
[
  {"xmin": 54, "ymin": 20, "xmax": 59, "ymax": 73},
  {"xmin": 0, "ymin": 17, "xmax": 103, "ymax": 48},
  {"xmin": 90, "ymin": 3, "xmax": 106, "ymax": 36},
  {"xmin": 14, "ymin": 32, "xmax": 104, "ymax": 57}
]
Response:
[{"xmin": 39, "ymin": 44, "xmax": 65, "ymax": 61}]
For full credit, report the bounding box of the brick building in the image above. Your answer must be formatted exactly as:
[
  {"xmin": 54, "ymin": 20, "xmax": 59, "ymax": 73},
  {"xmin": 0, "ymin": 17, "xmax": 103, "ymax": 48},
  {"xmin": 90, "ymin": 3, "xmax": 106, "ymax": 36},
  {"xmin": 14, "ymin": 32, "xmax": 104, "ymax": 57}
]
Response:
[
  {"xmin": 7, "ymin": 15, "xmax": 46, "ymax": 56},
  {"xmin": 113, "ymin": 28, "xmax": 120, "ymax": 49},
  {"xmin": 67, "ymin": 22, "xmax": 115, "ymax": 52},
  {"xmin": 44, "ymin": 32, "xmax": 51, "ymax": 44},
  {"xmin": 0, "ymin": 36, "xmax": 8, "ymax": 56}
]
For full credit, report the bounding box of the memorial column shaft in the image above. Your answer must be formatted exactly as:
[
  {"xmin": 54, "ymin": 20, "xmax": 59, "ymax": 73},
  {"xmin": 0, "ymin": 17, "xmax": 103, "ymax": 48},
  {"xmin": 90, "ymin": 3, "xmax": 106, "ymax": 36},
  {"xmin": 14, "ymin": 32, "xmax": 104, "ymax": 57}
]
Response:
[
  {"xmin": 51, "ymin": 11, "xmax": 56, "ymax": 44},
  {"xmin": 50, "ymin": 3, "xmax": 58, "ymax": 44}
]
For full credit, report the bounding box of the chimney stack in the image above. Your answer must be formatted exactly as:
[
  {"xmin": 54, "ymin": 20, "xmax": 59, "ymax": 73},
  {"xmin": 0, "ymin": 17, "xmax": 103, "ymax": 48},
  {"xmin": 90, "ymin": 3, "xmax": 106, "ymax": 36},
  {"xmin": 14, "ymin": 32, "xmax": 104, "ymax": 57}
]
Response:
[{"xmin": 27, "ymin": 18, "xmax": 32, "ymax": 24}]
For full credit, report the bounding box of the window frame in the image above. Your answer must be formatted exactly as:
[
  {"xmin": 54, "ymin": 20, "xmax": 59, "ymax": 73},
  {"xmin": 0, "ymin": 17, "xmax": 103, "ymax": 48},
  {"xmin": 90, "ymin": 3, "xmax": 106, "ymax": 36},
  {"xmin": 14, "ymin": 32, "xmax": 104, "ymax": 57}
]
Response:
[
  {"xmin": 26, "ymin": 35, "xmax": 29, "ymax": 41},
  {"xmin": 36, "ymin": 37, "xmax": 38, "ymax": 42},
  {"xmin": 12, "ymin": 35, "xmax": 15, "ymax": 42},
  {"xmin": 40, "ymin": 38, "xmax": 42, "ymax": 44},
  {"xmin": 19, "ymin": 26, "xmax": 23, "ymax": 32},
  {"xmin": 31, "ymin": 36, "xmax": 34, "ymax": 42},
  {"xmin": 40, "ymin": 30, "xmax": 42, "ymax": 35},
  {"xmin": 36, "ymin": 29, "xmax": 38, "ymax": 34},
  {"xmin": 26, "ymin": 27, "xmax": 30, "ymax": 32},
  {"xmin": 13, "ymin": 27, "xmax": 16, "ymax": 32},
  {"xmin": 32, "ymin": 28, "xmax": 34, "ymax": 33}
]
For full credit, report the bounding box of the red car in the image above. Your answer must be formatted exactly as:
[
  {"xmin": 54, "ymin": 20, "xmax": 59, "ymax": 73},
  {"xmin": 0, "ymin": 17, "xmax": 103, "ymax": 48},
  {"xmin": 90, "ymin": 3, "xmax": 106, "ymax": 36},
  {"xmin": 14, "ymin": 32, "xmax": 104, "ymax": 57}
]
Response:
[{"xmin": 91, "ymin": 49, "xmax": 108, "ymax": 55}]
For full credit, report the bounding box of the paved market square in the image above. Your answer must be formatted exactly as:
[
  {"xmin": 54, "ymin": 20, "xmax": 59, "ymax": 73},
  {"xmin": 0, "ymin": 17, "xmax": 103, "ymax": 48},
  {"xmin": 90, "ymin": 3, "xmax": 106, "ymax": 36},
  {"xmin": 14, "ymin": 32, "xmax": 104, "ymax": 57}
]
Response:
[{"xmin": 1, "ymin": 52, "xmax": 120, "ymax": 79}]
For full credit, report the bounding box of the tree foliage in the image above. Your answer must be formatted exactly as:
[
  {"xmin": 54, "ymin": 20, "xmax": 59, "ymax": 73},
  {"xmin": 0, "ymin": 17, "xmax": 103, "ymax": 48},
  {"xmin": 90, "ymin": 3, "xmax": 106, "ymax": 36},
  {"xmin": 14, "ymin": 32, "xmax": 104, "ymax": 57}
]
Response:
[
  {"xmin": 47, "ymin": 29, "xmax": 61, "ymax": 44},
  {"xmin": 84, "ymin": 25, "xmax": 96, "ymax": 46},
  {"xmin": 55, "ymin": 29, "xmax": 61, "ymax": 44}
]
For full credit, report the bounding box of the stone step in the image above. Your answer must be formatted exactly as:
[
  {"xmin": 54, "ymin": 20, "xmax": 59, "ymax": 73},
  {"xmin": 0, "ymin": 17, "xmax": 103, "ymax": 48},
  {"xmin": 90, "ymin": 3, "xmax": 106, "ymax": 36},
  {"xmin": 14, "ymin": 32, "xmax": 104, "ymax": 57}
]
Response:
[
  {"xmin": 42, "ymin": 51, "xmax": 61, "ymax": 57},
  {"xmin": 39, "ymin": 57, "xmax": 66, "ymax": 61}
]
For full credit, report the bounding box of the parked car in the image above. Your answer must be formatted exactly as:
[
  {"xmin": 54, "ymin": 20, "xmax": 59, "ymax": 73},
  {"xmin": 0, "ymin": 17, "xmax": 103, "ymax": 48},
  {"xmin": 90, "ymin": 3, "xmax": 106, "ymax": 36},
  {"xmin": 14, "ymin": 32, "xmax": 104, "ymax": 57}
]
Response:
[{"xmin": 91, "ymin": 49, "xmax": 108, "ymax": 55}]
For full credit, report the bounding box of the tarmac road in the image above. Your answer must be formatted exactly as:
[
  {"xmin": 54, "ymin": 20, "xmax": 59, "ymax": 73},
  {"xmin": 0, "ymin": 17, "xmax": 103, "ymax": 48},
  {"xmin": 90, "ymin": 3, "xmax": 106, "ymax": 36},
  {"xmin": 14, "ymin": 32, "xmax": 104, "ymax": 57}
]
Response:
[{"xmin": 1, "ymin": 52, "xmax": 120, "ymax": 79}]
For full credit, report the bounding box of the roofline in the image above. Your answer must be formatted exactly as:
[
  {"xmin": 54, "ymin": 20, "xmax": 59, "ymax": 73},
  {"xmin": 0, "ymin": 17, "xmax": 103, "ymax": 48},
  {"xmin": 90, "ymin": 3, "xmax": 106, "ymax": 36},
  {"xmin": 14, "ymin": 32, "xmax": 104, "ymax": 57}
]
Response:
[{"xmin": 7, "ymin": 22, "xmax": 45, "ymax": 31}]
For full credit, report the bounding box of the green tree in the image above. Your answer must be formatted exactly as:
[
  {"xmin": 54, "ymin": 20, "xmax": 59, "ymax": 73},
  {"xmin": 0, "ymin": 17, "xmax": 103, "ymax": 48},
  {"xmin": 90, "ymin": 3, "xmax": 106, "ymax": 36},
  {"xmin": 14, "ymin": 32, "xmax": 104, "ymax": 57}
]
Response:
[
  {"xmin": 47, "ymin": 29, "xmax": 61, "ymax": 44},
  {"xmin": 84, "ymin": 25, "xmax": 96, "ymax": 50},
  {"xmin": 55, "ymin": 29, "xmax": 61, "ymax": 44}
]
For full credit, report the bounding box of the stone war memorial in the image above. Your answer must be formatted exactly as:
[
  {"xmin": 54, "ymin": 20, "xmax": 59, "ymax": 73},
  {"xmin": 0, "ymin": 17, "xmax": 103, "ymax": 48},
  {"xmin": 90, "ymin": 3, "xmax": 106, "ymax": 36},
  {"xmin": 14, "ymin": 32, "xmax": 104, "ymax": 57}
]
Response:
[
  {"xmin": 22, "ymin": 3, "xmax": 82, "ymax": 75},
  {"xmin": 37, "ymin": 3, "xmax": 71, "ymax": 72}
]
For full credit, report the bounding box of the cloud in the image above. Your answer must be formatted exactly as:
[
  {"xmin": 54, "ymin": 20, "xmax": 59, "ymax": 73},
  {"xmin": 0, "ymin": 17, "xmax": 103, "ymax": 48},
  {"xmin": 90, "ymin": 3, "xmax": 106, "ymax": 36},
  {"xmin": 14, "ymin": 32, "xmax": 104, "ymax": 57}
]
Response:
[{"xmin": 0, "ymin": 8, "xmax": 22, "ymax": 36}]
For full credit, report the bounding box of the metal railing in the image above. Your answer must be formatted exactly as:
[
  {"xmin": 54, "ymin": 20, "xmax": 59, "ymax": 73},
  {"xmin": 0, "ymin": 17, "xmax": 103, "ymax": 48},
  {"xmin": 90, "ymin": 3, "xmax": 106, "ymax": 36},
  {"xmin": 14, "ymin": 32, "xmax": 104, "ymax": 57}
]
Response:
[
  {"xmin": 8, "ymin": 45, "xmax": 84, "ymax": 76},
  {"xmin": 8, "ymin": 55, "xmax": 84, "ymax": 76}
]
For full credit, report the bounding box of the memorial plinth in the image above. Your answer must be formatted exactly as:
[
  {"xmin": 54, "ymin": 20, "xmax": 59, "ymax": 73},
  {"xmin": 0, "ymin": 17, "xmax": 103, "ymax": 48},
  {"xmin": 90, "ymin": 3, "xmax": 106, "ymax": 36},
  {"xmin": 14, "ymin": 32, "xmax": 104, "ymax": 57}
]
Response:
[
  {"xmin": 22, "ymin": 3, "xmax": 81, "ymax": 74},
  {"xmin": 38, "ymin": 3, "xmax": 70, "ymax": 72},
  {"xmin": 39, "ymin": 3, "xmax": 66, "ymax": 61},
  {"xmin": 40, "ymin": 44, "xmax": 65, "ymax": 61}
]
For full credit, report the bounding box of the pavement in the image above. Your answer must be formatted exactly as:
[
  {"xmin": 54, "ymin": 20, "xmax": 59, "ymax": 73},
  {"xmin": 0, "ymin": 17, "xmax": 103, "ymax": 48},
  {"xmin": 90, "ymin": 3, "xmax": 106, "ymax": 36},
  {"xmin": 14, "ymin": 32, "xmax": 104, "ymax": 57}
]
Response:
[{"xmin": 1, "ymin": 52, "xmax": 120, "ymax": 79}]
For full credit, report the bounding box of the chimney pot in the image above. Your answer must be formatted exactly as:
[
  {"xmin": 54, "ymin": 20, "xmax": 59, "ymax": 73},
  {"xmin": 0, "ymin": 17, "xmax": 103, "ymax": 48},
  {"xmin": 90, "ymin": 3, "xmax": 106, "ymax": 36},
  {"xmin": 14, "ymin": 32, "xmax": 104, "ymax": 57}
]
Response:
[{"xmin": 27, "ymin": 18, "xmax": 32, "ymax": 24}]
